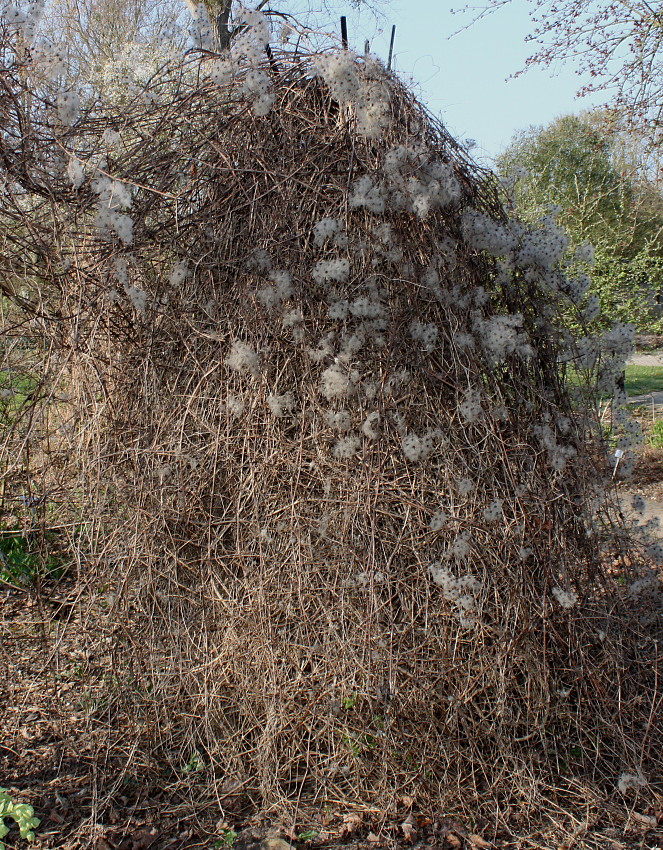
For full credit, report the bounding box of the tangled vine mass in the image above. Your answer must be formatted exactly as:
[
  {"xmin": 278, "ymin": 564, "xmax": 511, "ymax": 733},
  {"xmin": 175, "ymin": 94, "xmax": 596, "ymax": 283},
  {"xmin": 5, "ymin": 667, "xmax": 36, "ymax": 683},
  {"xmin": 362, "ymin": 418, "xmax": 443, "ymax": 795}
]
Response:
[{"xmin": 1, "ymin": 2, "xmax": 661, "ymax": 822}]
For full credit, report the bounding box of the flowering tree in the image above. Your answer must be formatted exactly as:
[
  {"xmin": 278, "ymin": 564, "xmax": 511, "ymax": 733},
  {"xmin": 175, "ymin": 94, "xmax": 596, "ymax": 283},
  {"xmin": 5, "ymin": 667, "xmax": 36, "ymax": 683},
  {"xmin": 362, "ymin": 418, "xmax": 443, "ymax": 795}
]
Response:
[
  {"xmin": 460, "ymin": 0, "xmax": 663, "ymax": 145},
  {"xmin": 39, "ymin": 0, "xmax": 188, "ymax": 82}
]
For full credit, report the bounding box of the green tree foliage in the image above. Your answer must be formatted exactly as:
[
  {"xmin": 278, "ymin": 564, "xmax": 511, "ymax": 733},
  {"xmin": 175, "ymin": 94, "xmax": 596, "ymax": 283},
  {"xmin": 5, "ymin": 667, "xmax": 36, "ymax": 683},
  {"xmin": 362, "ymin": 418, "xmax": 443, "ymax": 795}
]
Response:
[
  {"xmin": 497, "ymin": 114, "xmax": 663, "ymax": 256},
  {"xmin": 497, "ymin": 114, "xmax": 663, "ymax": 331},
  {"xmin": 590, "ymin": 249, "xmax": 663, "ymax": 333}
]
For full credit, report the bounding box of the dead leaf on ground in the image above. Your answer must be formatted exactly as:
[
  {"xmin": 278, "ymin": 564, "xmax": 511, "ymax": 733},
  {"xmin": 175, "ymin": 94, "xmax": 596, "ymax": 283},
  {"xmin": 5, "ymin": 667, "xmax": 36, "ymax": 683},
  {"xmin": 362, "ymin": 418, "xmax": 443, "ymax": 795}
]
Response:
[
  {"xmin": 117, "ymin": 826, "xmax": 160, "ymax": 850},
  {"xmin": 366, "ymin": 832, "xmax": 381, "ymax": 843},
  {"xmin": 401, "ymin": 820, "xmax": 417, "ymax": 843},
  {"xmin": 261, "ymin": 838, "xmax": 295, "ymax": 850},
  {"xmin": 340, "ymin": 812, "xmax": 363, "ymax": 839},
  {"xmin": 468, "ymin": 833, "xmax": 492, "ymax": 849},
  {"xmin": 443, "ymin": 832, "xmax": 462, "ymax": 849}
]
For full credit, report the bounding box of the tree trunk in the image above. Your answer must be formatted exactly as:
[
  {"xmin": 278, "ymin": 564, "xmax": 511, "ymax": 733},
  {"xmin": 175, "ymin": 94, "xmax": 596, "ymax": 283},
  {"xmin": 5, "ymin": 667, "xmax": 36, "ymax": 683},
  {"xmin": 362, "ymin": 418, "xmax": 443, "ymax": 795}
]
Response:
[{"xmin": 204, "ymin": 0, "xmax": 232, "ymax": 49}]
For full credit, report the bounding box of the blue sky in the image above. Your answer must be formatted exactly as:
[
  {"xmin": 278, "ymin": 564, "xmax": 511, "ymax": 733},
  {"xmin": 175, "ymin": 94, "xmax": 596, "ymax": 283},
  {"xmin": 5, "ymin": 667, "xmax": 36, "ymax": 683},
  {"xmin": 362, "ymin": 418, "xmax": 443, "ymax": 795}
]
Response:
[{"xmin": 349, "ymin": 0, "xmax": 603, "ymax": 164}]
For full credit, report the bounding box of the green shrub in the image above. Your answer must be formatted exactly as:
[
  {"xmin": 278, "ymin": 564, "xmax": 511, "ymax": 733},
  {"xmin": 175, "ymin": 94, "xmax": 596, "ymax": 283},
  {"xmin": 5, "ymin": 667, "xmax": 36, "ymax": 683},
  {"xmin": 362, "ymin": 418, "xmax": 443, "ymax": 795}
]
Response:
[{"xmin": 0, "ymin": 788, "xmax": 39, "ymax": 849}]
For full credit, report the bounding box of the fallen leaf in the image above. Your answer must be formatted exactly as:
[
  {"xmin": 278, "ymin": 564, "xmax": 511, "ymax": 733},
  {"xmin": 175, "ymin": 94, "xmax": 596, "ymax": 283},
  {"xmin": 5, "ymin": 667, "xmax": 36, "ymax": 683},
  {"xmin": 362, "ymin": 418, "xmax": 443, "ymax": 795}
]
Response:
[
  {"xmin": 273, "ymin": 824, "xmax": 298, "ymax": 841},
  {"xmin": 366, "ymin": 832, "xmax": 381, "ymax": 844},
  {"xmin": 399, "ymin": 795, "xmax": 415, "ymax": 809},
  {"xmin": 401, "ymin": 821, "xmax": 417, "ymax": 844},
  {"xmin": 340, "ymin": 813, "xmax": 363, "ymax": 839},
  {"xmin": 444, "ymin": 833, "xmax": 462, "ymax": 850},
  {"xmin": 261, "ymin": 839, "xmax": 295, "ymax": 850},
  {"xmin": 468, "ymin": 834, "xmax": 492, "ymax": 849},
  {"xmin": 449, "ymin": 822, "xmax": 468, "ymax": 838}
]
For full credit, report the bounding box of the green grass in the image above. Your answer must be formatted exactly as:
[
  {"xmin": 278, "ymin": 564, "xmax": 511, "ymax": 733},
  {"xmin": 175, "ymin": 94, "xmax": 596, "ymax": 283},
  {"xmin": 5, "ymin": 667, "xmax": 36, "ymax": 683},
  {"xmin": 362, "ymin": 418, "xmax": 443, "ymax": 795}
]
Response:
[
  {"xmin": 0, "ymin": 527, "xmax": 69, "ymax": 587},
  {"xmin": 0, "ymin": 368, "xmax": 39, "ymax": 424},
  {"xmin": 650, "ymin": 419, "xmax": 663, "ymax": 447},
  {"xmin": 624, "ymin": 365, "xmax": 663, "ymax": 396}
]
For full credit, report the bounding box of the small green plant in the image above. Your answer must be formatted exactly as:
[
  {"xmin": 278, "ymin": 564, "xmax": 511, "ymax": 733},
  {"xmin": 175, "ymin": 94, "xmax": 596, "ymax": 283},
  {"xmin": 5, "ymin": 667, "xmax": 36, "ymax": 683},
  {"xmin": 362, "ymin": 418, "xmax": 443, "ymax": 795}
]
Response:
[
  {"xmin": 341, "ymin": 731, "xmax": 375, "ymax": 758},
  {"xmin": 341, "ymin": 692, "xmax": 357, "ymax": 710},
  {"xmin": 297, "ymin": 830, "xmax": 318, "ymax": 842},
  {"xmin": 342, "ymin": 733, "xmax": 360, "ymax": 757},
  {"xmin": 0, "ymin": 531, "xmax": 40, "ymax": 585},
  {"xmin": 0, "ymin": 788, "xmax": 39, "ymax": 849},
  {"xmin": 182, "ymin": 750, "xmax": 205, "ymax": 774},
  {"xmin": 0, "ymin": 528, "xmax": 67, "ymax": 586},
  {"xmin": 212, "ymin": 828, "xmax": 237, "ymax": 848},
  {"xmin": 650, "ymin": 419, "xmax": 663, "ymax": 447}
]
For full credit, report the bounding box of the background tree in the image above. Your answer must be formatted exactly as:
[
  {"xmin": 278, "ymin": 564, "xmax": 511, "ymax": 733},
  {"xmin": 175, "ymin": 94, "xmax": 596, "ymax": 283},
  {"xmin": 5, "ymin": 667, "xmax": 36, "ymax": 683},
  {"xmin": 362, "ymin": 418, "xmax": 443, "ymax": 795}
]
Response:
[
  {"xmin": 497, "ymin": 112, "xmax": 663, "ymax": 331},
  {"xmin": 458, "ymin": 0, "xmax": 663, "ymax": 146},
  {"xmin": 39, "ymin": 0, "xmax": 188, "ymax": 84},
  {"xmin": 38, "ymin": 0, "xmax": 389, "ymax": 87},
  {"xmin": 497, "ymin": 113, "xmax": 663, "ymax": 255},
  {"xmin": 181, "ymin": 0, "xmax": 387, "ymax": 51}
]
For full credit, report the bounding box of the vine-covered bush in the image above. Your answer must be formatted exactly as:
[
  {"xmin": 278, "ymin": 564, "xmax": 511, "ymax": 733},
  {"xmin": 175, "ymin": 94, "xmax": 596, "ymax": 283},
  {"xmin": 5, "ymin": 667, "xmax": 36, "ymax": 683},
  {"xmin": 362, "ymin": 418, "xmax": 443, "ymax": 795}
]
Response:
[{"xmin": 0, "ymin": 1, "xmax": 661, "ymax": 822}]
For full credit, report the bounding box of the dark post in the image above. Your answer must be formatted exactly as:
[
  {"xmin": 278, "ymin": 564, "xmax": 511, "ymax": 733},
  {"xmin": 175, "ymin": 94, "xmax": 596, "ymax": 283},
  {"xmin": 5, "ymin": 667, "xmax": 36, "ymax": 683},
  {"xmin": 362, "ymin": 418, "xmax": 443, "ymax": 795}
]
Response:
[
  {"xmin": 387, "ymin": 24, "xmax": 396, "ymax": 70},
  {"xmin": 340, "ymin": 16, "xmax": 348, "ymax": 49}
]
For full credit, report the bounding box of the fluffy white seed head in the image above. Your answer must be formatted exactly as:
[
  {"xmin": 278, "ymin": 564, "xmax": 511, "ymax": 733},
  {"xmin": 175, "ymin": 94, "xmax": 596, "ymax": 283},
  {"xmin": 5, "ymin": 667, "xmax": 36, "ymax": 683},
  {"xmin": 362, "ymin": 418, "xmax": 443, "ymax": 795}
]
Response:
[
  {"xmin": 429, "ymin": 511, "xmax": 447, "ymax": 532},
  {"xmin": 226, "ymin": 394, "xmax": 245, "ymax": 418},
  {"xmin": 325, "ymin": 409, "xmax": 352, "ymax": 431},
  {"xmin": 429, "ymin": 560, "xmax": 480, "ymax": 627},
  {"xmin": 312, "ymin": 258, "xmax": 349, "ymax": 286},
  {"xmin": 401, "ymin": 431, "xmax": 436, "ymax": 462},
  {"xmin": 267, "ymin": 392, "xmax": 294, "ymax": 418},
  {"xmin": 333, "ymin": 434, "xmax": 361, "ymax": 459},
  {"xmin": 462, "ymin": 208, "xmax": 516, "ymax": 257},
  {"xmin": 617, "ymin": 773, "xmax": 647, "ymax": 794},
  {"xmin": 459, "ymin": 388, "xmax": 483, "ymax": 423},
  {"xmin": 320, "ymin": 363, "xmax": 358, "ymax": 400},
  {"xmin": 315, "ymin": 51, "xmax": 360, "ymax": 103},
  {"xmin": 483, "ymin": 499, "xmax": 503, "ymax": 522},
  {"xmin": 362, "ymin": 411, "xmax": 380, "ymax": 440},
  {"xmin": 313, "ymin": 217, "xmax": 343, "ymax": 247},
  {"xmin": 409, "ymin": 321, "xmax": 438, "ymax": 352},
  {"xmin": 226, "ymin": 340, "xmax": 260, "ymax": 375},
  {"xmin": 56, "ymin": 90, "xmax": 80, "ymax": 126},
  {"xmin": 66, "ymin": 157, "xmax": 85, "ymax": 189},
  {"xmin": 349, "ymin": 175, "xmax": 385, "ymax": 215},
  {"xmin": 169, "ymin": 261, "xmax": 189, "ymax": 288},
  {"xmin": 552, "ymin": 586, "xmax": 577, "ymax": 609}
]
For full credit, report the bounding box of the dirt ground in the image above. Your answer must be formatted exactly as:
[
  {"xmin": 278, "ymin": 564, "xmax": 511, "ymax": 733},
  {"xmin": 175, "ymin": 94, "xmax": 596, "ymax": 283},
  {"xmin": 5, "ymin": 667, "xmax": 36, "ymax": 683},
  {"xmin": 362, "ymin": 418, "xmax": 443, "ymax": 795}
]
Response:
[
  {"xmin": 619, "ymin": 407, "xmax": 663, "ymax": 532},
  {"xmin": 3, "ymin": 457, "xmax": 663, "ymax": 850}
]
